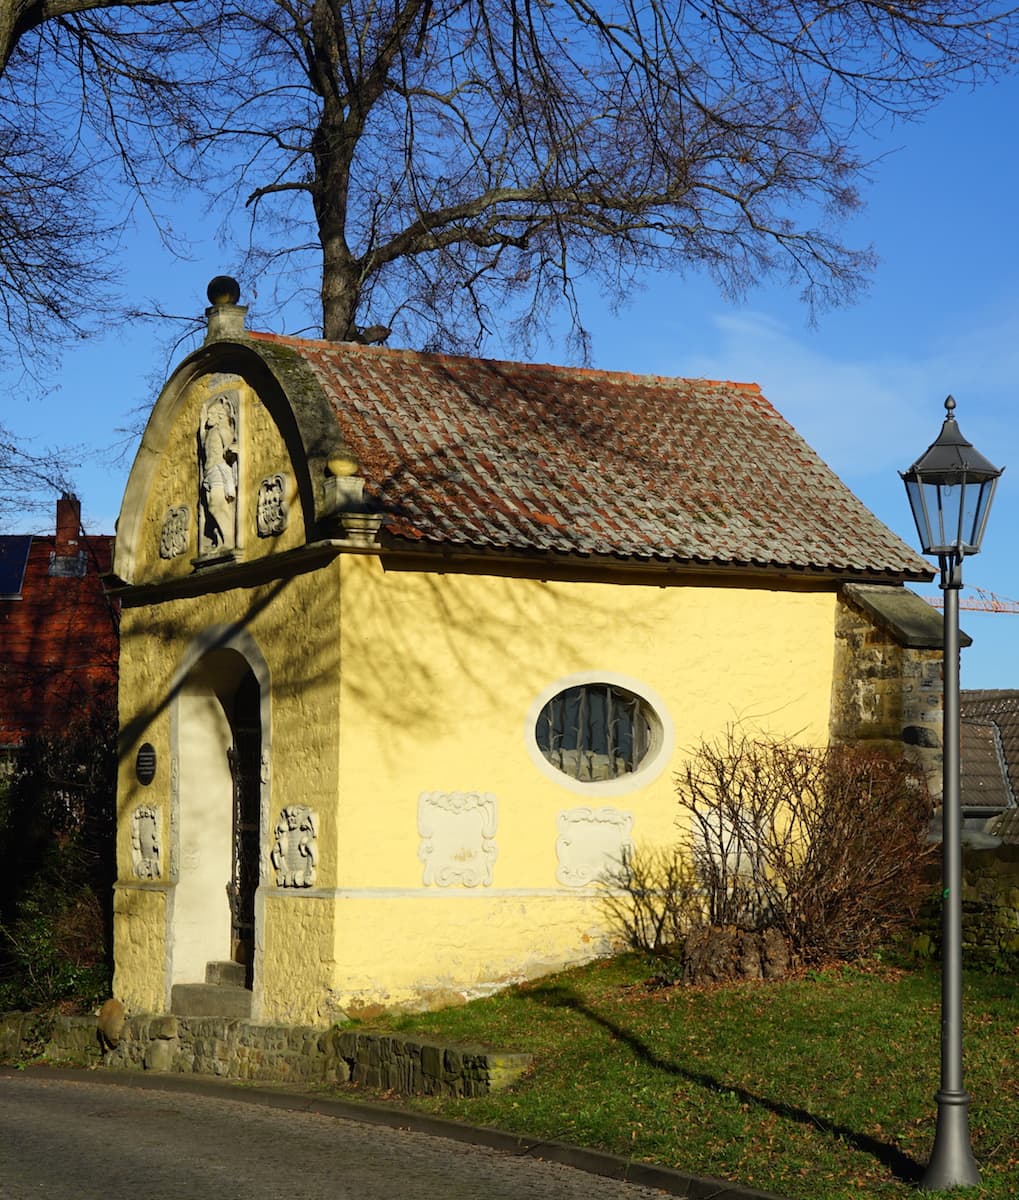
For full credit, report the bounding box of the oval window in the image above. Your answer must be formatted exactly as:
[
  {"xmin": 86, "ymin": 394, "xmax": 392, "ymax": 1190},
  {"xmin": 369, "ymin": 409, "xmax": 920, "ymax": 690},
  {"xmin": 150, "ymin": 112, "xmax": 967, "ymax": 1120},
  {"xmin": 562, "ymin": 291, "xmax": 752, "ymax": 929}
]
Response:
[{"xmin": 535, "ymin": 682, "xmax": 654, "ymax": 782}]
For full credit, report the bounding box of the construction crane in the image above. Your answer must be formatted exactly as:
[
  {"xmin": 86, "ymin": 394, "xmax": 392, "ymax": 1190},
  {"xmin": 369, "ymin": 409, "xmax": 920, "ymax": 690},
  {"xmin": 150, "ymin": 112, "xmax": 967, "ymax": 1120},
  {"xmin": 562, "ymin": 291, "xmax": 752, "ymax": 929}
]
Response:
[{"xmin": 925, "ymin": 587, "xmax": 1019, "ymax": 613}]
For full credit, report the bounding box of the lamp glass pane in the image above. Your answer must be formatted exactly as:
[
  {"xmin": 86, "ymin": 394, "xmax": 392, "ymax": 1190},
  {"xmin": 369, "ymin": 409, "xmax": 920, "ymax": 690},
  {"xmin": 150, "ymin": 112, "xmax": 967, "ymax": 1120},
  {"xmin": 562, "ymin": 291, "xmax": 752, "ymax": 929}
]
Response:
[
  {"xmin": 939, "ymin": 481, "xmax": 962, "ymax": 551},
  {"xmin": 905, "ymin": 478, "xmax": 935, "ymax": 552},
  {"xmin": 909, "ymin": 475, "xmax": 997, "ymax": 555},
  {"xmin": 961, "ymin": 476, "xmax": 997, "ymax": 553}
]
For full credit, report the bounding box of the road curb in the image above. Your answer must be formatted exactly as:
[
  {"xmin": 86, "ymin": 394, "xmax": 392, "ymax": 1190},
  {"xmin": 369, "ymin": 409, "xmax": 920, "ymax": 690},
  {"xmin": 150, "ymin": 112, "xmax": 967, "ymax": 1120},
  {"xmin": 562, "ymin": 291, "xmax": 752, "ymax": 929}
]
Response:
[{"xmin": 3, "ymin": 1064, "xmax": 788, "ymax": 1200}]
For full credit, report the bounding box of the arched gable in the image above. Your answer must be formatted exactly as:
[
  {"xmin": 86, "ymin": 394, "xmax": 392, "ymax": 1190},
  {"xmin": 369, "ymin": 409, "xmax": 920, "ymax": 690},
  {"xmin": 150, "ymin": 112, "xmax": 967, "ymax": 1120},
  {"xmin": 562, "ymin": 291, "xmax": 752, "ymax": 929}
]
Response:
[{"xmin": 114, "ymin": 339, "xmax": 350, "ymax": 586}]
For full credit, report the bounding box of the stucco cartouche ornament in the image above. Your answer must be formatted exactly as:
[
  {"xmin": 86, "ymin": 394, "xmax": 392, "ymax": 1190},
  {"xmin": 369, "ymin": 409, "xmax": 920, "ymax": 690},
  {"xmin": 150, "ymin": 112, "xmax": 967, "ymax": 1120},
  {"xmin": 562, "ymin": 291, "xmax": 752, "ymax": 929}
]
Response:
[
  {"xmin": 418, "ymin": 791, "xmax": 498, "ymax": 887},
  {"xmin": 555, "ymin": 806, "xmax": 634, "ymax": 888},
  {"xmin": 130, "ymin": 804, "xmax": 161, "ymax": 879},
  {"xmin": 256, "ymin": 473, "xmax": 289, "ymax": 537},
  {"xmin": 159, "ymin": 505, "xmax": 190, "ymax": 559},
  {"xmin": 271, "ymin": 806, "xmax": 318, "ymax": 887}
]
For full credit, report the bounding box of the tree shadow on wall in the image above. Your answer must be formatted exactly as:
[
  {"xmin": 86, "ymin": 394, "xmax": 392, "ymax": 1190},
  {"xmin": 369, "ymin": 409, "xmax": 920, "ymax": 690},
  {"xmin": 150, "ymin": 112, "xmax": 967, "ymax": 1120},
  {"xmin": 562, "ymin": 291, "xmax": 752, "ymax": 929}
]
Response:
[{"xmin": 522, "ymin": 982, "xmax": 925, "ymax": 1186}]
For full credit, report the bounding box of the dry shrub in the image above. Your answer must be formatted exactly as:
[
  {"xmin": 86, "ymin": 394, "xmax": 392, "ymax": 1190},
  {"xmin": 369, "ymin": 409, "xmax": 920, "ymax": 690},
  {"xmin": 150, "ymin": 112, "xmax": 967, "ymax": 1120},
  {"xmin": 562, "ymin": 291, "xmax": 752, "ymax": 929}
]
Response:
[
  {"xmin": 677, "ymin": 729, "xmax": 936, "ymax": 965},
  {"xmin": 601, "ymin": 845, "xmax": 703, "ymax": 956}
]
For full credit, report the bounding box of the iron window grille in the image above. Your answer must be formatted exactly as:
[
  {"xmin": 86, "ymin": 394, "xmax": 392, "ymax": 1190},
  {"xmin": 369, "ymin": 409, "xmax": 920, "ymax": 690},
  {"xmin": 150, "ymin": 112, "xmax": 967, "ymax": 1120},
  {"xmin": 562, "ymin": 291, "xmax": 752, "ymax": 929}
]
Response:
[{"xmin": 536, "ymin": 682, "xmax": 652, "ymax": 782}]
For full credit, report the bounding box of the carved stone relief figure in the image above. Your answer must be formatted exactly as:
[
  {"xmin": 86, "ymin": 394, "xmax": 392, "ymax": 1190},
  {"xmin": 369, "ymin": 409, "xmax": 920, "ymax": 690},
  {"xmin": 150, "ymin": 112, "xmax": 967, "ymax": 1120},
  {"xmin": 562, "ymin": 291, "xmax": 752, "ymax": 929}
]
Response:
[
  {"xmin": 130, "ymin": 804, "xmax": 161, "ymax": 879},
  {"xmin": 555, "ymin": 806, "xmax": 634, "ymax": 888},
  {"xmin": 271, "ymin": 805, "xmax": 317, "ymax": 887},
  {"xmin": 198, "ymin": 391, "xmax": 239, "ymax": 554},
  {"xmin": 418, "ymin": 791, "xmax": 498, "ymax": 887},
  {"xmin": 159, "ymin": 506, "xmax": 190, "ymax": 559},
  {"xmin": 256, "ymin": 473, "xmax": 289, "ymax": 538}
]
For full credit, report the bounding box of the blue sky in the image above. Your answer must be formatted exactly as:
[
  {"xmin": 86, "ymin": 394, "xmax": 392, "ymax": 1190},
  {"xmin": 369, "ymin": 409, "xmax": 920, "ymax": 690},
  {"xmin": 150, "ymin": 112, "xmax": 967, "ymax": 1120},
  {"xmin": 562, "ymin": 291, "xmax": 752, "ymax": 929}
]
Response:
[{"xmin": 8, "ymin": 72, "xmax": 1018, "ymax": 689}]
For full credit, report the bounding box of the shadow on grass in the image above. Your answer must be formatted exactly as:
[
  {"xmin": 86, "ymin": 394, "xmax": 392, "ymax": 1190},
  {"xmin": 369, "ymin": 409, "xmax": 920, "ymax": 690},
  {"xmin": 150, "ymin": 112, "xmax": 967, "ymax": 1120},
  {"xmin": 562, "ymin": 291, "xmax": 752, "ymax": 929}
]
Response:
[{"xmin": 524, "ymin": 983, "xmax": 924, "ymax": 1186}]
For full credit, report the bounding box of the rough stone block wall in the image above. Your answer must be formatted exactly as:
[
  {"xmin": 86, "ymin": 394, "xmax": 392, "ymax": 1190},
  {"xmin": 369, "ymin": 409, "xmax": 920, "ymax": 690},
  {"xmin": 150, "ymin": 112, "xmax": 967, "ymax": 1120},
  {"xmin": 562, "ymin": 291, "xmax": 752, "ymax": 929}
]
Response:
[
  {"xmin": 830, "ymin": 591, "xmax": 944, "ymax": 791},
  {"xmin": 332, "ymin": 1030, "xmax": 529, "ymax": 1097},
  {"xmin": 917, "ymin": 845, "xmax": 1019, "ymax": 970},
  {"xmin": 0, "ymin": 1012, "xmax": 54, "ymax": 1062},
  {"xmin": 0, "ymin": 1012, "xmax": 531, "ymax": 1098},
  {"xmin": 961, "ymin": 844, "xmax": 1019, "ymax": 969}
]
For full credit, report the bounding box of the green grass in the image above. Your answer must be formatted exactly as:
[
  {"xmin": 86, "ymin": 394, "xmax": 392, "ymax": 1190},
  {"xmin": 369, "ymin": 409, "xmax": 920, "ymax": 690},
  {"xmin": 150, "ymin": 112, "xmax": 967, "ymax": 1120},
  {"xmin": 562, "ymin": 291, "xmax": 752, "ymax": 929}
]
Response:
[{"xmin": 339, "ymin": 956, "xmax": 1019, "ymax": 1200}]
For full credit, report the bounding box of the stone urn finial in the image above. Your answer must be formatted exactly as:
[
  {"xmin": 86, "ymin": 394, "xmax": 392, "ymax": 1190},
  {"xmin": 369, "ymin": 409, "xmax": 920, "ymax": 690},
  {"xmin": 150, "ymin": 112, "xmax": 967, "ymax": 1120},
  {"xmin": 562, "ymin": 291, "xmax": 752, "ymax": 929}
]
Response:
[{"xmin": 204, "ymin": 276, "xmax": 247, "ymax": 342}]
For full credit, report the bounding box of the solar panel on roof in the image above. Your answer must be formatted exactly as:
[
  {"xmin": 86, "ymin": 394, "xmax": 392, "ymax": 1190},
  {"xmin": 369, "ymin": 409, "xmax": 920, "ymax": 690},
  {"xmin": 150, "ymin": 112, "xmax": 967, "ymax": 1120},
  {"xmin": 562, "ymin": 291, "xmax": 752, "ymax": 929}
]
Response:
[{"xmin": 0, "ymin": 536, "xmax": 33, "ymax": 598}]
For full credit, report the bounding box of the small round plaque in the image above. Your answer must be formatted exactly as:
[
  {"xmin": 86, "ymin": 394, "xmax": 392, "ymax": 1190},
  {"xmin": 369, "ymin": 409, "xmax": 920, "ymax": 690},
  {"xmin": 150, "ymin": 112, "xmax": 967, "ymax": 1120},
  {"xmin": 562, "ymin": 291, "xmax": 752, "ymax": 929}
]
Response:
[{"xmin": 136, "ymin": 742, "xmax": 157, "ymax": 786}]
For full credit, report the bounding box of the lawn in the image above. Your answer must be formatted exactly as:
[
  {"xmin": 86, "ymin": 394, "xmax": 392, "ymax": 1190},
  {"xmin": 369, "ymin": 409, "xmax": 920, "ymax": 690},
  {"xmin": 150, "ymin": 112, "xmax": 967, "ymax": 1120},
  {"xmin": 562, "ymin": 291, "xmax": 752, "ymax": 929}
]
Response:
[{"xmin": 350, "ymin": 955, "xmax": 1018, "ymax": 1200}]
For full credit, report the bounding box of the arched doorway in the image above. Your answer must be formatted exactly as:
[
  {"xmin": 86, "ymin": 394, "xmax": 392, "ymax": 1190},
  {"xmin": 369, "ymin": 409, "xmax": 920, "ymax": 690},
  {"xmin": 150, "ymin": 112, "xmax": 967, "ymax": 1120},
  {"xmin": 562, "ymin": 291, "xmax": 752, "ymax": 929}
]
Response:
[
  {"xmin": 227, "ymin": 669, "xmax": 260, "ymax": 984},
  {"xmin": 171, "ymin": 646, "xmax": 265, "ymax": 999}
]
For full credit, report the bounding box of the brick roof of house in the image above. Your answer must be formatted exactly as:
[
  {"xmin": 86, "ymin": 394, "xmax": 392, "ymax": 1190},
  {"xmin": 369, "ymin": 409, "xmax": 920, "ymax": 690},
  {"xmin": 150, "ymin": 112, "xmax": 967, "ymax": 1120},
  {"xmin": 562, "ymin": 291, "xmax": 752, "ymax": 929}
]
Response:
[
  {"xmin": 0, "ymin": 497, "xmax": 118, "ymax": 748},
  {"xmin": 250, "ymin": 332, "xmax": 931, "ymax": 579}
]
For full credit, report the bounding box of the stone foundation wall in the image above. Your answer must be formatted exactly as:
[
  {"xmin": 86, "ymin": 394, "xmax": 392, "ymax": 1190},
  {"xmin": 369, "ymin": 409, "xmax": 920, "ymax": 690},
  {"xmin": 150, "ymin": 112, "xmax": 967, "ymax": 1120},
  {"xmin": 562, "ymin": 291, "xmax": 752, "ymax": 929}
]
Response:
[
  {"xmin": 961, "ymin": 844, "xmax": 1019, "ymax": 969},
  {"xmin": 917, "ymin": 844, "xmax": 1019, "ymax": 971},
  {"xmin": 0, "ymin": 1012, "xmax": 531, "ymax": 1098}
]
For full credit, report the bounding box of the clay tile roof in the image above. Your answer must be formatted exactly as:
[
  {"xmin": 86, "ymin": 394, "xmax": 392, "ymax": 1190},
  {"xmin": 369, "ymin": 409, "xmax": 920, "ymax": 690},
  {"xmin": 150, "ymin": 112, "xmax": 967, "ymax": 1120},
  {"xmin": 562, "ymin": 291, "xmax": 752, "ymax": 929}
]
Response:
[
  {"xmin": 250, "ymin": 333, "xmax": 930, "ymax": 577},
  {"xmin": 961, "ymin": 690, "xmax": 1019, "ymax": 807},
  {"xmin": 960, "ymin": 720, "xmax": 1013, "ymax": 810}
]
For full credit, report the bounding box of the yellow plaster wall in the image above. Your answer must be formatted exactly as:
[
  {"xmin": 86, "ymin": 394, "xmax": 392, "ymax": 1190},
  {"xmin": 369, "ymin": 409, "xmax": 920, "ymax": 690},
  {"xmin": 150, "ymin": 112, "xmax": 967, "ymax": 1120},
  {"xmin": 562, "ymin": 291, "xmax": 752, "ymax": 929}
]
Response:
[
  {"xmin": 114, "ymin": 602, "xmax": 179, "ymax": 1011},
  {"xmin": 329, "ymin": 555, "xmax": 838, "ymax": 1009},
  {"xmin": 114, "ymin": 573, "xmax": 342, "ymax": 1019},
  {"xmin": 330, "ymin": 893, "xmax": 617, "ymax": 1016},
  {"xmin": 112, "ymin": 885, "xmax": 169, "ymax": 1014},
  {"xmin": 260, "ymin": 894, "xmax": 342, "ymax": 1025}
]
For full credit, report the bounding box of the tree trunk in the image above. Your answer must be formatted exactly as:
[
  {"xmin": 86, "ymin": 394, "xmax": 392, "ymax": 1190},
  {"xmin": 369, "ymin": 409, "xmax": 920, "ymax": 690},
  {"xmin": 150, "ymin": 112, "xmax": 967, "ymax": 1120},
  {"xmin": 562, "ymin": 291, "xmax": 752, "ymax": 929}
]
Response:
[
  {"xmin": 0, "ymin": 0, "xmax": 32, "ymax": 72},
  {"xmin": 308, "ymin": 0, "xmax": 359, "ymax": 342},
  {"xmin": 315, "ymin": 164, "xmax": 361, "ymax": 339},
  {"xmin": 319, "ymin": 232, "xmax": 360, "ymax": 341}
]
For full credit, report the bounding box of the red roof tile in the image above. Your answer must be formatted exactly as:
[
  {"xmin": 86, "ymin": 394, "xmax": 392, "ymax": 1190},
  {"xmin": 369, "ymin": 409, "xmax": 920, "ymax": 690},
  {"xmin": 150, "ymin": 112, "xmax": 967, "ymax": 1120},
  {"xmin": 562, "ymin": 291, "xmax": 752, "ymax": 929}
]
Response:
[{"xmin": 250, "ymin": 333, "xmax": 930, "ymax": 578}]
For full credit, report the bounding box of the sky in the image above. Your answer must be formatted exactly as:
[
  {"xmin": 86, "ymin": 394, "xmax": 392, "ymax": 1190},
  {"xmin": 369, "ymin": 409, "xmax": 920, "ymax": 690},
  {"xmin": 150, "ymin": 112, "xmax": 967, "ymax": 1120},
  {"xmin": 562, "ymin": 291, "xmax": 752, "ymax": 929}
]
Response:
[{"xmin": 6, "ymin": 71, "xmax": 1019, "ymax": 690}]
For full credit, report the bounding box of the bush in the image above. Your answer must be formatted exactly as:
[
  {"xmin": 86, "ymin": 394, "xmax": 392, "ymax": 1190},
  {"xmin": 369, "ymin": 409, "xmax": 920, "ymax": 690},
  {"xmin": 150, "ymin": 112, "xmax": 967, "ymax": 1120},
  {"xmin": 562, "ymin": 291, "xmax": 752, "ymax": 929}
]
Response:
[
  {"xmin": 601, "ymin": 845, "xmax": 702, "ymax": 956},
  {"xmin": 675, "ymin": 729, "xmax": 936, "ymax": 966},
  {"xmin": 0, "ymin": 698, "xmax": 116, "ymax": 1011}
]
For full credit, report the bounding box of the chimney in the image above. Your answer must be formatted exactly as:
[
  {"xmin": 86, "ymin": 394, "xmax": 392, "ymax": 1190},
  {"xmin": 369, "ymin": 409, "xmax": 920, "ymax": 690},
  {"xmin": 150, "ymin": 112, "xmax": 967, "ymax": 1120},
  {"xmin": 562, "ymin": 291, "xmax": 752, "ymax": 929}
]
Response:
[
  {"xmin": 49, "ymin": 492, "xmax": 87, "ymax": 577},
  {"xmin": 55, "ymin": 492, "xmax": 80, "ymax": 554},
  {"xmin": 204, "ymin": 275, "xmax": 248, "ymax": 342}
]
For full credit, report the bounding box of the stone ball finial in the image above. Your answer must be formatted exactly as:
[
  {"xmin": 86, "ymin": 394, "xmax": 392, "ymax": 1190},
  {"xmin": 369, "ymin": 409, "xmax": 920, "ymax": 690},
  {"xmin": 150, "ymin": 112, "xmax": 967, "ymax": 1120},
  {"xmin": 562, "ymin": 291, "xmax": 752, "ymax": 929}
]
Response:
[{"xmin": 207, "ymin": 276, "xmax": 241, "ymax": 306}]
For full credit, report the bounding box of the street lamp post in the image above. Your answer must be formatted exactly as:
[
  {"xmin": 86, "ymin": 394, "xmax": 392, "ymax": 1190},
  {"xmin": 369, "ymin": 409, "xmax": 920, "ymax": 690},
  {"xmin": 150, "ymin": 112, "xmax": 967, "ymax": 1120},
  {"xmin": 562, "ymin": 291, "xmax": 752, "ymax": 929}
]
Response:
[{"xmin": 900, "ymin": 395, "xmax": 1003, "ymax": 1191}]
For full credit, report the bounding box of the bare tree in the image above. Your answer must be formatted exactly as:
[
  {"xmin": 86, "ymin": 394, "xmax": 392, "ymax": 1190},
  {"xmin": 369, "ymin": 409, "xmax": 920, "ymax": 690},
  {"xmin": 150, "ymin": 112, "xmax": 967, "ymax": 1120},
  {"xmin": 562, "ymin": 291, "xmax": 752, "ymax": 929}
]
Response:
[
  {"xmin": 0, "ymin": 0, "xmax": 164, "ymax": 70},
  {"xmin": 5, "ymin": 1, "xmax": 1019, "ymax": 360},
  {"xmin": 0, "ymin": 0, "xmax": 210, "ymax": 362},
  {"xmin": 174, "ymin": 0, "xmax": 1019, "ymax": 353},
  {"xmin": 0, "ymin": 0, "xmax": 229, "ymax": 526},
  {"xmin": 0, "ymin": 422, "xmax": 78, "ymax": 527}
]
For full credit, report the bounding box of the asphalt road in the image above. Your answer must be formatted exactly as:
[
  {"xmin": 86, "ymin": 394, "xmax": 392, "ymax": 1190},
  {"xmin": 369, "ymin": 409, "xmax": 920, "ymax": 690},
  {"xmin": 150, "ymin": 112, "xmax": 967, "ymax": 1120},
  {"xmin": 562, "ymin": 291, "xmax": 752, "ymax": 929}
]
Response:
[{"xmin": 0, "ymin": 1072, "xmax": 678, "ymax": 1200}]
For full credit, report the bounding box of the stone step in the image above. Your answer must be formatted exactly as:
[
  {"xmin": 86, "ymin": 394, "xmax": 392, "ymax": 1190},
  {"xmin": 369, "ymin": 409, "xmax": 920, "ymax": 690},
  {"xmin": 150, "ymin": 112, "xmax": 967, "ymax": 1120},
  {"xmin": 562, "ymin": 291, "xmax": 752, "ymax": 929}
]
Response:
[
  {"xmin": 170, "ymin": 983, "xmax": 252, "ymax": 1018},
  {"xmin": 205, "ymin": 960, "xmax": 247, "ymax": 988}
]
